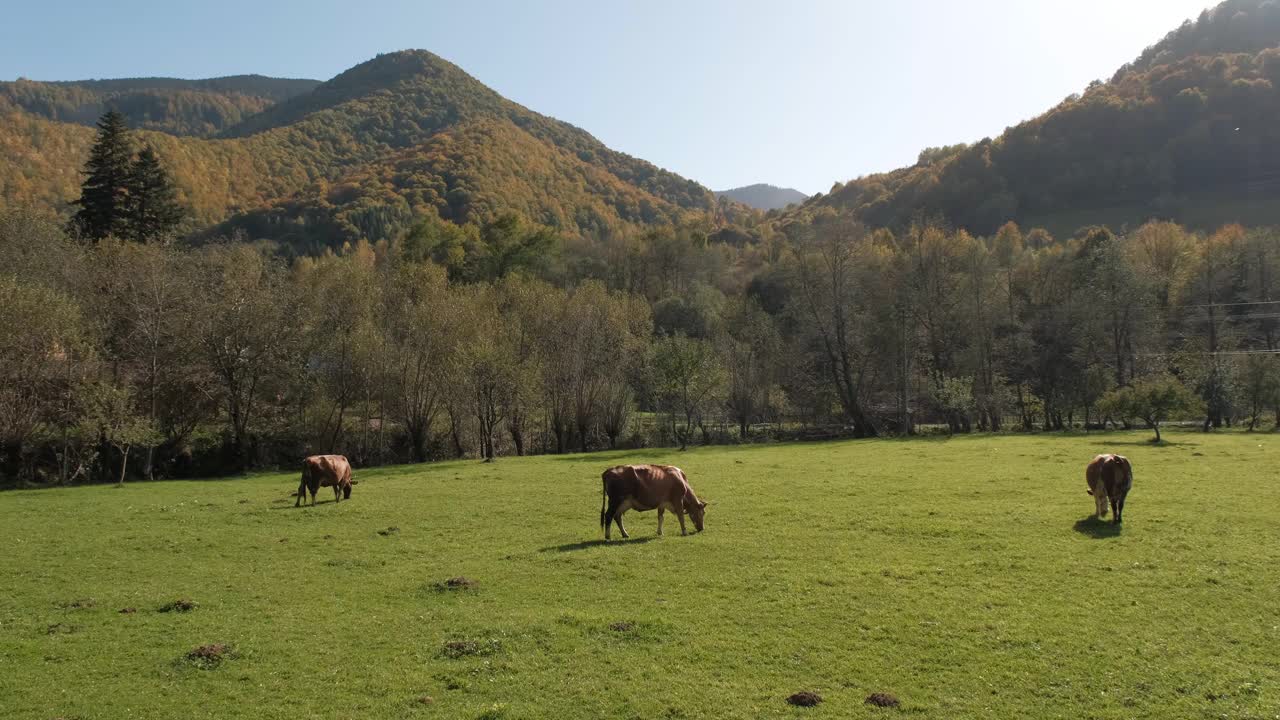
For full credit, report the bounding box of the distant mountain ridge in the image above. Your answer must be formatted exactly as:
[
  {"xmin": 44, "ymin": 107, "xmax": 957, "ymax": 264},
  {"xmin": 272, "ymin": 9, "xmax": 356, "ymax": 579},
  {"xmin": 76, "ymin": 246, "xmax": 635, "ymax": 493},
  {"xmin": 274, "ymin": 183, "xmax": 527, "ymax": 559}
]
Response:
[
  {"xmin": 0, "ymin": 75, "xmax": 320, "ymax": 137},
  {"xmin": 715, "ymin": 184, "xmax": 807, "ymax": 211},
  {"xmin": 0, "ymin": 51, "xmax": 727, "ymax": 250}
]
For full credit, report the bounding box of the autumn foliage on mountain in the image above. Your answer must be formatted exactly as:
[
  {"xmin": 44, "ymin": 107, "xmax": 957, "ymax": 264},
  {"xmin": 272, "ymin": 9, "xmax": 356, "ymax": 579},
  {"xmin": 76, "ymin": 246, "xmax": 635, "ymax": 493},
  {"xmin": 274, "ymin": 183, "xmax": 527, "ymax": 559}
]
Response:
[
  {"xmin": 10, "ymin": 3, "xmax": 1280, "ymax": 247},
  {"xmin": 0, "ymin": 51, "xmax": 723, "ymax": 251},
  {"xmin": 799, "ymin": 0, "xmax": 1280, "ymax": 235},
  {"xmin": 0, "ymin": 75, "xmax": 319, "ymax": 135}
]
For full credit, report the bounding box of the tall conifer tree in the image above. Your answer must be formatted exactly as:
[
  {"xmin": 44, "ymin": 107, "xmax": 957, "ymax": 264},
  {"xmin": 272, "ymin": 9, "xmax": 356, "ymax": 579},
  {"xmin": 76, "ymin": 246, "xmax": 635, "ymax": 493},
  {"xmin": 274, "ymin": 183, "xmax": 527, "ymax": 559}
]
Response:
[
  {"xmin": 71, "ymin": 110, "xmax": 133, "ymax": 241},
  {"xmin": 126, "ymin": 145, "xmax": 185, "ymax": 242}
]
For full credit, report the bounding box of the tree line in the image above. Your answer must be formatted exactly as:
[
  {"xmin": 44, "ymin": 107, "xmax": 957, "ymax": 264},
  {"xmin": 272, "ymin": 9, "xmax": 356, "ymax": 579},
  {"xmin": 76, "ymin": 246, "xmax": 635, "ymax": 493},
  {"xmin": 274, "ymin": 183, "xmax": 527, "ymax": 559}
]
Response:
[{"xmin": 7, "ymin": 194, "xmax": 1280, "ymax": 484}]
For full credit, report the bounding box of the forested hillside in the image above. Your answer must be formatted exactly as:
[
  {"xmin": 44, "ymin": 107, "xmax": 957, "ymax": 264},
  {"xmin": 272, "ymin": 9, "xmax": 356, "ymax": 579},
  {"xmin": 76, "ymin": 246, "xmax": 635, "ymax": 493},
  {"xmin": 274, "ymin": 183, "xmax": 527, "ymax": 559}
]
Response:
[
  {"xmin": 10, "ymin": 1, "xmax": 1280, "ymax": 487},
  {"xmin": 0, "ymin": 75, "xmax": 319, "ymax": 136},
  {"xmin": 0, "ymin": 51, "xmax": 724, "ymax": 248},
  {"xmin": 802, "ymin": 0, "xmax": 1280, "ymax": 236}
]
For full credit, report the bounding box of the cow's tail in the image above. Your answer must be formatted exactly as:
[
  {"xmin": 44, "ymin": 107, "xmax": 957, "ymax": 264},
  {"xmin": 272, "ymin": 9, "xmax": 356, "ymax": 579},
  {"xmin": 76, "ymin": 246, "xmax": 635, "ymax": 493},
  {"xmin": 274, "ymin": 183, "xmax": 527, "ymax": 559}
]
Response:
[{"xmin": 600, "ymin": 475, "xmax": 608, "ymax": 531}]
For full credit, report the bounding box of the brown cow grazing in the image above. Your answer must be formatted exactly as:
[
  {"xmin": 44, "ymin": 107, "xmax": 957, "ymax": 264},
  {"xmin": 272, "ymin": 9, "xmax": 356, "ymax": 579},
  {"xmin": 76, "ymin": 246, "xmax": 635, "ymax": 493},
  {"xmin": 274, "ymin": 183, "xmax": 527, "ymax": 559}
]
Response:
[
  {"xmin": 1086, "ymin": 453, "xmax": 1133, "ymax": 524},
  {"xmin": 600, "ymin": 464, "xmax": 707, "ymax": 539},
  {"xmin": 296, "ymin": 454, "xmax": 356, "ymax": 507}
]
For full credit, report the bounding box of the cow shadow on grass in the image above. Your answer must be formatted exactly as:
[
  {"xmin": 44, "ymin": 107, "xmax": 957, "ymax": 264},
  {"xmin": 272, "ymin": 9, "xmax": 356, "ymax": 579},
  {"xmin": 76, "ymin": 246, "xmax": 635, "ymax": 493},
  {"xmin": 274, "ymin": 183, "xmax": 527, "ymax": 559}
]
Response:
[
  {"xmin": 269, "ymin": 498, "xmax": 340, "ymax": 510},
  {"xmin": 1073, "ymin": 516, "xmax": 1123, "ymax": 539},
  {"xmin": 540, "ymin": 537, "xmax": 658, "ymax": 553},
  {"xmin": 1099, "ymin": 439, "xmax": 1193, "ymax": 448}
]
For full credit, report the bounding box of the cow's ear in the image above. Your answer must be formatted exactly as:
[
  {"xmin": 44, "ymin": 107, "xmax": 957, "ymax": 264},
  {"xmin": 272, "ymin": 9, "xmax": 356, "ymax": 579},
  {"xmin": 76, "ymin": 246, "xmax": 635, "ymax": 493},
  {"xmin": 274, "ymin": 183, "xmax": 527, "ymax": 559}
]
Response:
[{"xmin": 699, "ymin": 500, "xmax": 708, "ymax": 508}]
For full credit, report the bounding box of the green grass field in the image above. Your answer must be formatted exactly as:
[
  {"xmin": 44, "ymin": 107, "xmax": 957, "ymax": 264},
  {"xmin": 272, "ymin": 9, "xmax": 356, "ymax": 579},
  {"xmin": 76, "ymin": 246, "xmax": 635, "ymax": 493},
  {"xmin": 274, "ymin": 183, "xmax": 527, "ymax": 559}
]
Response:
[{"xmin": 3, "ymin": 430, "xmax": 1279, "ymax": 719}]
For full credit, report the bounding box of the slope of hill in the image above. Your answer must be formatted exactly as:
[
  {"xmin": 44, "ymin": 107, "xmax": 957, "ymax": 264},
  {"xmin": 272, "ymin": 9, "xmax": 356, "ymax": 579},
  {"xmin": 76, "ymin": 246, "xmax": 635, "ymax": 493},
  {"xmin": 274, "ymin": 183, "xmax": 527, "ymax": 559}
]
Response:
[
  {"xmin": 801, "ymin": 0, "xmax": 1280, "ymax": 236},
  {"xmin": 715, "ymin": 183, "xmax": 807, "ymax": 210},
  {"xmin": 0, "ymin": 51, "xmax": 720, "ymax": 247},
  {"xmin": 223, "ymin": 117, "xmax": 704, "ymax": 251},
  {"xmin": 219, "ymin": 51, "xmax": 715, "ymax": 213},
  {"xmin": 0, "ymin": 75, "xmax": 319, "ymax": 137}
]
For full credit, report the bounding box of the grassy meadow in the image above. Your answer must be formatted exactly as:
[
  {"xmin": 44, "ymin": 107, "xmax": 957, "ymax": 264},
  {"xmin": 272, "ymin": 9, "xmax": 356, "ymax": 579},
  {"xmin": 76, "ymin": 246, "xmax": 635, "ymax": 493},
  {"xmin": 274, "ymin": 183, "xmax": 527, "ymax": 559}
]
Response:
[{"xmin": 2, "ymin": 430, "xmax": 1279, "ymax": 719}]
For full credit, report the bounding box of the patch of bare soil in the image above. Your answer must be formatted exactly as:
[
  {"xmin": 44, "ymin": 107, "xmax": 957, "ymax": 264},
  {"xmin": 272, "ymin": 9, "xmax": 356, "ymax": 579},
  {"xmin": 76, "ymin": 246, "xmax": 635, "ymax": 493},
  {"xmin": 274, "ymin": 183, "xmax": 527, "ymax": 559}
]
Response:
[
  {"xmin": 377, "ymin": 526, "xmax": 400, "ymax": 536},
  {"xmin": 58, "ymin": 598, "xmax": 96, "ymax": 610},
  {"xmin": 787, "ymin": 691, "xmax": 822, "ymax": 707},
  {"xmin": 865, "ymin": 692, "xmax": 900, "ymax": 708},
  {"xmin": 434, "ymin": 577, "xmax": 478, "ymax": 591},
  {"xmin": 159, "ymin": 598, "xmax": 197, "ymax": 613},
  {"xmin": 118, "ymin": 607, "xmax": 137, "ymax": 614},
  {"xmin": 417, "ymin": 696, "xmax": 435, "ymax": 705},
  {"xmin": 46, "ymin": 623, "xmax": 77, "ymax": 635},
  {"xmin": 608, "ymin": 621, "xmax": 635, "ymax": 632},
  {"xmin": 184, "ymin": 643, "xmax": 234, "ymax": 669}
]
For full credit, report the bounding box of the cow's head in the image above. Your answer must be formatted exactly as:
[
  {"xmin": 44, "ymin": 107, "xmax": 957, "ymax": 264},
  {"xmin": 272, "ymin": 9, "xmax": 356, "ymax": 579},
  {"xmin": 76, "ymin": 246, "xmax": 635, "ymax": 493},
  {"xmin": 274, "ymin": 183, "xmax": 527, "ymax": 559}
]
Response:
[
  {"xmin": 343, "ymin": 484, "xmax": 352, "ymax": 500},
  {"xmin": 686, "ymin": 499, "xmax": 708, "ymax": 532}
]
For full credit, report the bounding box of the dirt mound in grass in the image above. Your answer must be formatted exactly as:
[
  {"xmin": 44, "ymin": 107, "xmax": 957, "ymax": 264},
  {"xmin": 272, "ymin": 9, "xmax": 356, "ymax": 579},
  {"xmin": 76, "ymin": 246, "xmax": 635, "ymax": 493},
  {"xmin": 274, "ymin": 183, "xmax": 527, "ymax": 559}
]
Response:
[
  {"xmin": 184, "ymin": 643, "xmax": 234, "ymax": 669},
  {"xmin": 118, "ymin": 607, "xmax": 137, "ymax": 614},
  {"xmin": 865, "ymin": 692, "xmax": 900, "ymax": 708},
  {"xmin": 608, "ymin": 621, "xmax": 635, "ymax": 632},
  {"xmin": 377, "ymin": 526, "xmax": 400, "ymax": 536},
  {"xmin": 58, "ymin": 598, "xmax": 96, "ymax": 610},
  {"xmin": 787, "ymin": 691, "xmax": 822, "ymax": 707},
  {"xmin": 434, "ymin": 577, "xmax": 478, "ymax": 591},
  {"xmin": 159, "ymin": 598, "xmax": 197, "ymax": 613}
]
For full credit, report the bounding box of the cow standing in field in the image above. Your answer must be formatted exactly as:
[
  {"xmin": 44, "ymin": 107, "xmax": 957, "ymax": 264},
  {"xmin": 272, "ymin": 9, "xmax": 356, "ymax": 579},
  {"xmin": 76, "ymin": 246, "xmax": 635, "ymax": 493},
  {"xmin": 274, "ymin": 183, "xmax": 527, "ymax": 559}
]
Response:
[
  {"xmin": 296, "ymin": 454, "xmax": 356, "ymax": 507},
  {"xmin": 600, "ymin": 464, "xmax": 708, "ymax": 539},
  {"xmin": 1086, "ymin": 453, "xmax": 1133, "ymax": 524}
]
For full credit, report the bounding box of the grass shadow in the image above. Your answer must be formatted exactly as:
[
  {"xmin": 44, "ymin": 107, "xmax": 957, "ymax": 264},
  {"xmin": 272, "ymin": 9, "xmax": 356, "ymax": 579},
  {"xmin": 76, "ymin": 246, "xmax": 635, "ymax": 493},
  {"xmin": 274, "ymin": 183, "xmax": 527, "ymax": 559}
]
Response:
[
  {"xmin": 1073, "ymin": 516, "xmax": 1122, "ymax": 538},
  {"xmin": 540, "ymin": 537, "xmax": 658, "ymax": 553},
  {"xmin": 548, "ymin": 450, "xmax": 652, "ymax": 464}
]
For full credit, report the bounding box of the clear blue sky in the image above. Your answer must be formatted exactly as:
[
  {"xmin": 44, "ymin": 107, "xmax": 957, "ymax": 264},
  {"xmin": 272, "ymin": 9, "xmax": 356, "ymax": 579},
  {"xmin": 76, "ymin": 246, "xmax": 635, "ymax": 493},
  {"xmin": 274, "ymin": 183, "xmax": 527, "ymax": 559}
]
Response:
[{"xmin": 1, "ymin": 0, "xmax": 1213, "ymax": 195}]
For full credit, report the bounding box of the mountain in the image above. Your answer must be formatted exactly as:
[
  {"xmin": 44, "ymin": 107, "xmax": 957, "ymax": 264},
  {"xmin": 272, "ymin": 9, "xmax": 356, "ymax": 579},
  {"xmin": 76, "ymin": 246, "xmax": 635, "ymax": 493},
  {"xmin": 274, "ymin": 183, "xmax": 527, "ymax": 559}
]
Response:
[
  {"xmin": 0, "ymin": 75, "xmax": 320, "ymax": 137},
  {"xmin": 0, "ymin": 51, "xmax": 723, "ymax": 249},
  {"xmin": 715, "ymin": 184, "xmax": 807, "ymax": 211},
  {"xmin": 797, "ymin": 0, "xmax": 1280, "ymax": 237}
]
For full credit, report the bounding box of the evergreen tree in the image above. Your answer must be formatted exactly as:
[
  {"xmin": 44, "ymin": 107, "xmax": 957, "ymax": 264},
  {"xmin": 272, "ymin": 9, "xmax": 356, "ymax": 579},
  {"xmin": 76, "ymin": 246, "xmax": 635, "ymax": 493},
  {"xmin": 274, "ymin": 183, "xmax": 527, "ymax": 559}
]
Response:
[
  {"xmin": 125, "ymin": 145, "xmax": 185, "ymax": 242},
  {"xmin": 70, "ymin": 110, "xmax": 133, "ymax": 241}
]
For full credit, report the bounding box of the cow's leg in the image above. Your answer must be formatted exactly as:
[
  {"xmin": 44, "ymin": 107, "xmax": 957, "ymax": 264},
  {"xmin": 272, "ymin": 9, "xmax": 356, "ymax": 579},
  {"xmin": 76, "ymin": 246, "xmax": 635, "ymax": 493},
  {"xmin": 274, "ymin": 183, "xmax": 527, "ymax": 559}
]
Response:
[
  {"xmin": 310, "ymin": 485, "xmax": 317, "ymax": 506},
  {"xmin": 296, "ymin": 479, "xmax": 305, "ymax": 507},
  {"xmin": 657, "ymin": 507, "xmax": 665, "ymax": 536},
  {"xmin": 1111, "ymin": 493, "xmax": 1123, "ymax": 524},
  {"xmin": 676, "ymin": 510, "xmax": 688, "ymax": 536},
  {"xmin": 603, "ymin": 499, "xmax": 618, "ymax": 540},
  {"xmin": 334, "ymin": 485, "xmax": 341, "ymax": 503},
  {"xmin": 1095, "ymin": 491, "xmax": 1108, "ymax": 519},
  {"xmin": 614, "ymin": 508, "xmax": 630, "ymax": 539}
]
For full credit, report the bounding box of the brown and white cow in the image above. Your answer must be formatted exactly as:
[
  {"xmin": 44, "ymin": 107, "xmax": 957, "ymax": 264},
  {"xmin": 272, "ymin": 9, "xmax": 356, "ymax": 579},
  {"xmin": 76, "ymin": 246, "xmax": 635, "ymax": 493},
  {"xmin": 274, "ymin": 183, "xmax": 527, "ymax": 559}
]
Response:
[
  {"xmin": 296, "ymin": 454, "xmax": 356, "ymax": 507},
  {"xmin": 1086, "ymin": 453, "xmax": 1133, "ymax": 524},
  {"xmin": 600, "ymin": 464, "xmax": 707, "ymax": 539}
]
